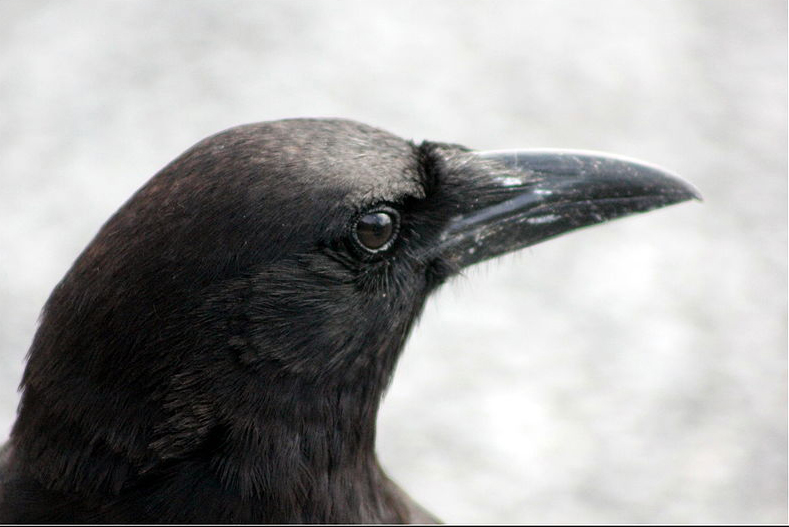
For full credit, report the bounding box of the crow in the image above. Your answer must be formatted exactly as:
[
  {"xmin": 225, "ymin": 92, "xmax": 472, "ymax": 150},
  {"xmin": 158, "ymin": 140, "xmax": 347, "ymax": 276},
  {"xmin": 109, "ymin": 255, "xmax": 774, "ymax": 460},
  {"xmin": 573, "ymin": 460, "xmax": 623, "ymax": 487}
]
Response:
[{"xmin": 0, "ymin": 118, "xmax": 699, "ymax": 523}]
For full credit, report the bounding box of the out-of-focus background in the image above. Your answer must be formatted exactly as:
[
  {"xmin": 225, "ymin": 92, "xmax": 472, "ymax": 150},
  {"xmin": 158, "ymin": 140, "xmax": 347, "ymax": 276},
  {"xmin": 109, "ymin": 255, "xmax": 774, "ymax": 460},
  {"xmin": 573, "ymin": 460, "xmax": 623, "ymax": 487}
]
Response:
[{"xmin": 0, "ymin": 0, "xmax": 785, "ymax": 523}]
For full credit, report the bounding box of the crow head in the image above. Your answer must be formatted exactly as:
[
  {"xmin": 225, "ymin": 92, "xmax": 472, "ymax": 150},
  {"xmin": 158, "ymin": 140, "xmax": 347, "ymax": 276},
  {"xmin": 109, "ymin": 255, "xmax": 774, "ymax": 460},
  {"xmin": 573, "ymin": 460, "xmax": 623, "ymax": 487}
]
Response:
[{"xmin": 8, "ymin": 118, "xmax": 699, "ymax": 522}]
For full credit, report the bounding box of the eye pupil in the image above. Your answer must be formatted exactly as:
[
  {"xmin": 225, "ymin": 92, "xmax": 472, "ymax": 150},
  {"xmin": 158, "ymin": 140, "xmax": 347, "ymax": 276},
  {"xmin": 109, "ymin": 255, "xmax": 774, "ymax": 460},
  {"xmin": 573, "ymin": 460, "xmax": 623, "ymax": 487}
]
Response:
[{"xmin": 356, "ymin": 211, "xmax": 396, "ymax": 251}]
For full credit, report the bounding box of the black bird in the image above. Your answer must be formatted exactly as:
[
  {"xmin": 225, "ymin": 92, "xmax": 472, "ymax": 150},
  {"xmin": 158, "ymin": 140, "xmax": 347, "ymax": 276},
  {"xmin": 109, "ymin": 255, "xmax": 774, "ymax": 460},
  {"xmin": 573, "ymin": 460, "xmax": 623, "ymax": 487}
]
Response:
[{"xmin": 0, "ymin": 118, "xmax": 699, "ymax": 523}]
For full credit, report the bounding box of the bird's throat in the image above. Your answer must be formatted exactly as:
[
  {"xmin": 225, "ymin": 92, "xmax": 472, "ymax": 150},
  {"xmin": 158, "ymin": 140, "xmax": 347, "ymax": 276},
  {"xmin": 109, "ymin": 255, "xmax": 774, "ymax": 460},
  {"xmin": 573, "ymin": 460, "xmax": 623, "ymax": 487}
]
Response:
[{"xmin": 192, "ymin": 385, "xmax": 407, "ymax": 523}]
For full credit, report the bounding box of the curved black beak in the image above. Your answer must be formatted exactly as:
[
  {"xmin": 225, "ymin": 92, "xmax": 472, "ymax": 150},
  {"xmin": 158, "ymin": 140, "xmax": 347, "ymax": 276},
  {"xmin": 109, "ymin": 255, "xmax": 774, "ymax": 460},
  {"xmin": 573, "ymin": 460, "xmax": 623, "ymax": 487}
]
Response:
[{"xmin": 437, "ymin": 149, "xmax": 701, "ymax": 269}]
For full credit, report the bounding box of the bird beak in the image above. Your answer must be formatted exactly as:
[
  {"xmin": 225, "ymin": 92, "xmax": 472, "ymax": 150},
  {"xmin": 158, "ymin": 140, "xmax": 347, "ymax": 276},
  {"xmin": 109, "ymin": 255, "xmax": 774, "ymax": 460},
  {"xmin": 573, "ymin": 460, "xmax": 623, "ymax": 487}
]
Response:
[{"xmin": 437, "ymin": 149, "xmax": 702, "ymax": 269}]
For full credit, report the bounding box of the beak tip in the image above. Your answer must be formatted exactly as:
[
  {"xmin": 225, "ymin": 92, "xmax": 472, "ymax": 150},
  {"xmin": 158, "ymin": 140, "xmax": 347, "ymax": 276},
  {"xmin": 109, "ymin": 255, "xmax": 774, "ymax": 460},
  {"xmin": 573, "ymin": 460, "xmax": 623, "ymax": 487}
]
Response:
[{"xmin": 668, "ymin": 174, "xmax": 703, "ymax": 204}]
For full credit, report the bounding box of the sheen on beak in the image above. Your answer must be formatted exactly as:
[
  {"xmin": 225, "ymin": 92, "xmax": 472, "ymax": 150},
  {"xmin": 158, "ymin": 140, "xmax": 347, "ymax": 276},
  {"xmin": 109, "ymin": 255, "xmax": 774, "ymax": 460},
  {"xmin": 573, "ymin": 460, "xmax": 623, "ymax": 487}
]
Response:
[{"xmin": 437, "ymin": 149, "xmax": 702, "ymax": 269}]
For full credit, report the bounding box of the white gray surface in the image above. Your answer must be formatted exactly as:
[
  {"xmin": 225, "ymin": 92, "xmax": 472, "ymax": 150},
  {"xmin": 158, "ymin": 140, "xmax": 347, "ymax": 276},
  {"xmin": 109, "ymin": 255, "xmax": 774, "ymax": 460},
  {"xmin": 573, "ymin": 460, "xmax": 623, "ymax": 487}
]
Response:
[{"xmin": 0, "ymin": 0, "xmax": 785, "ymax": 523}]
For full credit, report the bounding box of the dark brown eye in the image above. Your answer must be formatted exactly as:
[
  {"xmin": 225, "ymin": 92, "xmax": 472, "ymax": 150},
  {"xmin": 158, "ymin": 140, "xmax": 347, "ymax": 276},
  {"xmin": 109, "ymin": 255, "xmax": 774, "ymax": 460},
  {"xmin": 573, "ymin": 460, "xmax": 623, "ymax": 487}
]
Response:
[{"xmin": 354, "ymin": 209, "xmax": 399, "ymax": 252}]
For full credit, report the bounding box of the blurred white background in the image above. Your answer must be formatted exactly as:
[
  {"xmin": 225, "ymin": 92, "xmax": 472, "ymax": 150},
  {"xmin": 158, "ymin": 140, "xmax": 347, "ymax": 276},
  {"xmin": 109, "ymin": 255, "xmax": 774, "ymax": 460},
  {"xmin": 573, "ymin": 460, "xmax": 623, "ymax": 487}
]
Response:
[{"xmin": 0, "ymin": 0, "xmax": 785, "ymax": 523}]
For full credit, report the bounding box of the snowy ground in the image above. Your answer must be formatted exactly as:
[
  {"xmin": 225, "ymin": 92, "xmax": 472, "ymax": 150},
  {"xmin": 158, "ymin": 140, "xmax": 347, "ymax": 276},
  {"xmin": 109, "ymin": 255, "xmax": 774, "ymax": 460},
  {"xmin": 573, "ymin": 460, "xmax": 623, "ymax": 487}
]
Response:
[{"xmin": 0, "ymin": 0, "xmax": 785, "ymax": 523}]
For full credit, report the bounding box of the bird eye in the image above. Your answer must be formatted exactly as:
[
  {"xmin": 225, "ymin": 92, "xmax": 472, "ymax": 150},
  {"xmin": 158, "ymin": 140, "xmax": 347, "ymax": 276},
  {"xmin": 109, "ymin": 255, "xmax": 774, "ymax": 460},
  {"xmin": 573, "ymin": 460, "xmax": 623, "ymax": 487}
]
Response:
[{"xmin": 354, "ymin": 208, "xmax": 399, "ymax": 253}]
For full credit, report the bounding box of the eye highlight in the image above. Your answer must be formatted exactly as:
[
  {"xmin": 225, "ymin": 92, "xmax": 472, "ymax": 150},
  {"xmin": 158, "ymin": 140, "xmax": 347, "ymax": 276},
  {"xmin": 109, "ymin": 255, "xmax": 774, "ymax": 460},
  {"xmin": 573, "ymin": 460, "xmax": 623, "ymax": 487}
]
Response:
[{"xmin": 353, "ymin": 208, "xmax": 400, "ymax": 253}]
